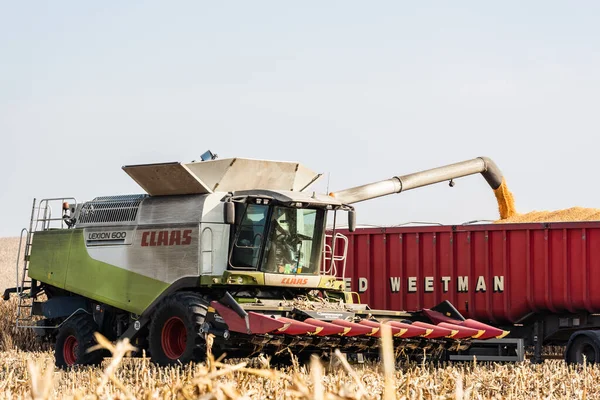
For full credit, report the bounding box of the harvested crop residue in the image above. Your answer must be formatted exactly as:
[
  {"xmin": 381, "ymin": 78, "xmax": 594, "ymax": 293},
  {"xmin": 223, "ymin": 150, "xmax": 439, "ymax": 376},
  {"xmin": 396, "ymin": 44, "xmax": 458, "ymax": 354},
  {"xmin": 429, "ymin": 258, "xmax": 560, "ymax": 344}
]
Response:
[
  {"xmin": 493, "ymin": 178, "xmax": 517, "ymax": 220},
  {"xmin": 498, "ymin": 206, "xmax": 600, "ymax": 223}
]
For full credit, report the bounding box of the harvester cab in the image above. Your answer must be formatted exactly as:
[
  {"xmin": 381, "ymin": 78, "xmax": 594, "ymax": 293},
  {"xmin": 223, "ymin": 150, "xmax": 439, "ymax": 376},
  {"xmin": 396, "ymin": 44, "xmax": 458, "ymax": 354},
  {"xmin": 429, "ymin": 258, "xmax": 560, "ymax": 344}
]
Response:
[
  {"xmin": 227, "ymin": 191, "xmax": 351, "ymax": 278},
  {"xmin": 5, "ymin": 153, "xmax": 508, "ymax": 367}
]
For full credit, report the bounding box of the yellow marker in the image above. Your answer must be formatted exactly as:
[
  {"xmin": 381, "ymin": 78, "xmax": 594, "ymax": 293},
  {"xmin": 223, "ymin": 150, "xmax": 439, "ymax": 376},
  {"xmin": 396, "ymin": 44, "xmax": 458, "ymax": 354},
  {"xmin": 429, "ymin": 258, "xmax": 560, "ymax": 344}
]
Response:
[
  {"xmin": 367, "ymin": 327, "xmax": 379, "ymax": 336},
  {"xmin": 496, "ymin": 330, "xmax": 510, "ymax": 339},
  {"xmin": 340, "ymin": 327, "xmax": 352, "ymax": 336},
  {"xmin": 207, "ymin": 306, "xmax": 215, "ymax": 313},
  {"xmin": 312, "ymin": 327, "xmax": 324, "ymax": 335},
  {"xmin": 393, "ymin": 328, "xmax": 408, "ymax": 337},
  {"xmin": 421, "ymin": 328, "xmax": 434, "ymax": 337},
  {"xmin": 446, "ymin": 330, "xmax": 459, "ymax": 338},
  {"xmin": 277, "ymin": 323, "xmax": 292, "ymax": 333},
  {"xmin": 472, "ymin": 329, "xmax": 486, "ymax": 339}
]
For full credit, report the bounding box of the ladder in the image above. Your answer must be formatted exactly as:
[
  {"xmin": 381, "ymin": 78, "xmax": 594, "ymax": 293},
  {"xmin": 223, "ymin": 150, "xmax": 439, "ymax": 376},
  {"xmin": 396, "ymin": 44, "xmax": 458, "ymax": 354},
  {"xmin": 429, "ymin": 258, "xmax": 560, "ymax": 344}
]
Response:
[
  {"xmin": 15, "ymin": 199, "xmax": 37, "ymax": 328},
  {"xmin": 14, "ymin": 197, "xmax": 78, "ymax": 328}
]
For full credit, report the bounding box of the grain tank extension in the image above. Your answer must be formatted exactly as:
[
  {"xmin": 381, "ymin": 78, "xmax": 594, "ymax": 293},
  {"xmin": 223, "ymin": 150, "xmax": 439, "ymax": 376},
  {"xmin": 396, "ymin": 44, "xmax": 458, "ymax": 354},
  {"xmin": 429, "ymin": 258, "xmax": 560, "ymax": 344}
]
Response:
[{"xmin": 4, "ymin": 154, "xmax": 507, "ymax": 367}]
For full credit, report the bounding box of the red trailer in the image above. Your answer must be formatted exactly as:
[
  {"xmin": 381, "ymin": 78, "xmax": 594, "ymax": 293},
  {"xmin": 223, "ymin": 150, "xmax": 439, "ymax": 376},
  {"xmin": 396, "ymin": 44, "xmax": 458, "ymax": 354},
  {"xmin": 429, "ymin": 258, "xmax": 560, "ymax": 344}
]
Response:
[{"xmin": 330, "ymin": 221, "xmax": 600, "ymax": 363}]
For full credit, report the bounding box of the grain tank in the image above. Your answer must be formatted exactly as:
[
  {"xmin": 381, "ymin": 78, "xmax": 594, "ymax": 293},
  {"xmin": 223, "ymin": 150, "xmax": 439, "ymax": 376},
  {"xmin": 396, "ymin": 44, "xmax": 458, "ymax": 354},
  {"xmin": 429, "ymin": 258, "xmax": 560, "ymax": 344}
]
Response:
[{"xmin": 4, "ymin": 153, "xmax": 508, "ymax": 367}]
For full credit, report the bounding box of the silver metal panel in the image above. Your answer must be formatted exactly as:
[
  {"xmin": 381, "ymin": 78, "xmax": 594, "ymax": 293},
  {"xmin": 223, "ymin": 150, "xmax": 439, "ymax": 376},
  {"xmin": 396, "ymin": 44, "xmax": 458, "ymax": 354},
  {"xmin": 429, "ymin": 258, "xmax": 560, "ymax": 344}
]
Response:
[
  {"xmin": 201, "ymin": 194, "xmax": 227, "ymax": 223},
  {"xmin": 184, "ymin": 158, "xmax": 322, "ymax": 192},
  {"xmin": 122, "ymin": 162, "xmax": 213, "ymax": 196},
  {"xmin": 84, "ymin": 193, "xmax": 230, "ymax": 283},
  {"xmin": 86, "ymin": 226, "xmax": 200, "ymax": 284},
  {"xmin": 124, "ymin": 158, "xmax": 323, "ymax": 195},
  {"xmin": 199, "ymin": 223, "xmax": 230, "ymax": 276},
  {"xmin": 138, "ymin": 195, "xmax": 207, "ymax": 226}
]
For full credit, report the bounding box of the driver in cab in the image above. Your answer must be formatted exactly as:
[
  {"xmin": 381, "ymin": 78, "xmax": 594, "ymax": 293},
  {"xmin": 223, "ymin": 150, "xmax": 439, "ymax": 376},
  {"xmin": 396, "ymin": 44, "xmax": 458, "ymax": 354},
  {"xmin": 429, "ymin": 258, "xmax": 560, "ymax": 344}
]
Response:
[{"xmin": 266, "ymin": 208, "xmax": 303, "ymax": 274}]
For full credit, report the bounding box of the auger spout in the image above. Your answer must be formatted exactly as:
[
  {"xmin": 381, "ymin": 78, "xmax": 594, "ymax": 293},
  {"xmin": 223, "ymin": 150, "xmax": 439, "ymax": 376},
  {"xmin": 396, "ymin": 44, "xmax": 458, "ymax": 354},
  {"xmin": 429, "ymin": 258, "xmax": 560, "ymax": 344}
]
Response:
[{"xmin": 329, "ymin": 156, "xmax": 503, "ymax": 205}]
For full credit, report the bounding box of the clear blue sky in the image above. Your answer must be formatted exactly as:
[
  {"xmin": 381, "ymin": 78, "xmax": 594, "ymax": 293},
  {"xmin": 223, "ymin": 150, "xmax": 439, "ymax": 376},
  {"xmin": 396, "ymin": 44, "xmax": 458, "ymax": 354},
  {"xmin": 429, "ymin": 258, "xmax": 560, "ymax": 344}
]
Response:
[{"xmin": 1, "ymin": 2, "xmax": 600, "ymax": 236}]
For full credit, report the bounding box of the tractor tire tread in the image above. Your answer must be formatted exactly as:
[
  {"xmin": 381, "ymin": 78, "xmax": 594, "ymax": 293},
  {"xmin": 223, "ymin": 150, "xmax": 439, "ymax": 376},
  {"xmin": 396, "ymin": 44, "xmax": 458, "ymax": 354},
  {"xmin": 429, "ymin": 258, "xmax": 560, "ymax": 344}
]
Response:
[
  {"xmin": 55, "ymin": 312, "xmax": 103, "ymax": 368},
  {"xmin": 148, "ymin": 291, "xmax": 209, "ymax": 365}
]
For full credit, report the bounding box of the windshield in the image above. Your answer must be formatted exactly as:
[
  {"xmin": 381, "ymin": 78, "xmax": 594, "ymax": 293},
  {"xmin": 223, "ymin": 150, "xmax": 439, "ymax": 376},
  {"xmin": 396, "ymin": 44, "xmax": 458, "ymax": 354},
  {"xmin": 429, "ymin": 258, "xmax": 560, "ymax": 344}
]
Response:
[{"xmin": 261, "ymin": 206, "xmax": 325, "ymax": 275}]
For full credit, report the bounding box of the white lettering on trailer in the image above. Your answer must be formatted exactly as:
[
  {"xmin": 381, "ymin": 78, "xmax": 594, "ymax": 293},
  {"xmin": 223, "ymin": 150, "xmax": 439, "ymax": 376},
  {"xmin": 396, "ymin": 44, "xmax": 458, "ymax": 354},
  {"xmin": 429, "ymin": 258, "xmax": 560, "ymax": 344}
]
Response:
[
  {"xmin": 343, "ymin": 277, "xmax": 352, "ymax": 291},
  {"xmin": 441, "ymin": 276, "xmax": 451, "ymax": 292},
  {"xmin": 494, "ymin": 276, "xmax": 505, "ymax": 292},
  {"xmin": 358, "ymin": 277, "xmax": 368, "ymax": 293},
  {"xmin": 424, "ymin": 276, "xmax": 434, "ymax": 292},
  {"xmin": 457, "ymin": 276, "xmax": 468, "ymax": 292},
  {"xmin": 390, "ymin": 277, "xmax": 401, "ymax": 293},
  {"xmin": 407, "ymin": 277, "xmax": 417, "ymax": 292},
  {"xmin": 476, "ymin": 276, "xmax": 487, "ymax": 292},
  {"xmin": 345, "ymin": 276, "xmax": 505, "ymax": 293}
]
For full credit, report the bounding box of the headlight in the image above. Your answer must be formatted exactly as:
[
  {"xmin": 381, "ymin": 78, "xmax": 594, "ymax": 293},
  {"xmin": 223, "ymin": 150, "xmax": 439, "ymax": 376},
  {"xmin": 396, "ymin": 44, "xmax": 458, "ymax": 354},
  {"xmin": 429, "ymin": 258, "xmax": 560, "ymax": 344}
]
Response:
[{"xmin": 227, "ymin": 275, "xmax": 245, "ymax": 284}]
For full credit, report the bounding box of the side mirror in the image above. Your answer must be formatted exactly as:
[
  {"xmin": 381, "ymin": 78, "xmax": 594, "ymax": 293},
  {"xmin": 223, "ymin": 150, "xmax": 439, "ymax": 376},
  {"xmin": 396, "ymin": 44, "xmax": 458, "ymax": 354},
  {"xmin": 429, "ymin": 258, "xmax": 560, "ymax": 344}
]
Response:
[
  {"xmin": 348, "ymin": 210, "xmax": 356, "ymax": 232},
  {"xmin": 224, "ymin": 202, "xmax": 235, "ymax": 224}
]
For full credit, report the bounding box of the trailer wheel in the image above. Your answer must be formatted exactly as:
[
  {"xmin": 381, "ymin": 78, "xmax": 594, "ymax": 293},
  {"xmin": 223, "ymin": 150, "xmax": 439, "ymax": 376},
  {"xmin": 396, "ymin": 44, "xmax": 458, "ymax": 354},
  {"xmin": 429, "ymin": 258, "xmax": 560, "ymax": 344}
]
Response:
[
  {"xmin": 55, "ymin": 313, "xmax": 103, "ymax": 368},
  {"xmin": 566, "ymin": 332, "xmax": 600, "ymax": 364},
  {"xmin": 148, "ymin": 292, "xmax": 208, "ymax": 365}
]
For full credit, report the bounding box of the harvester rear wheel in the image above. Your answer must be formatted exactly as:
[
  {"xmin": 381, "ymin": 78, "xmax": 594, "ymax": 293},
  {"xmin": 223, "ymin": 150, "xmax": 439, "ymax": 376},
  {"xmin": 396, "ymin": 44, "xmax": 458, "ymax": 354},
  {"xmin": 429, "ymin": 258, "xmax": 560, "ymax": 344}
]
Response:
[
  {"xmin": 54, "ymin": 313, "xmax": 103, "ymax": 368},
  {"xmin": 148, "ymin": 292, "xmax": 208, "ymax": 365}
]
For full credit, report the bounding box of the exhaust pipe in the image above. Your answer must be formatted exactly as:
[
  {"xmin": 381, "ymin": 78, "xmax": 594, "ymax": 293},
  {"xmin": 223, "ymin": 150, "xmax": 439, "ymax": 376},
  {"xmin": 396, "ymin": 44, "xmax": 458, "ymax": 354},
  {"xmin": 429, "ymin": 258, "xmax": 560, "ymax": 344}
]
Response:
[{"xmin": 330, "ymin": 157, "xmax": 503, "ymax": 205}]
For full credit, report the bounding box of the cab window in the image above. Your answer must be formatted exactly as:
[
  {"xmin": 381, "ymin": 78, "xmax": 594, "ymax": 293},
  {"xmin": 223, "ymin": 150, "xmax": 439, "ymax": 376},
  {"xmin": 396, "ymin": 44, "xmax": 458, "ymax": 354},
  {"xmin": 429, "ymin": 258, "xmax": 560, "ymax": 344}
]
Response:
[{"xmin": 229, "ymin": 204, "xmax": 268, "ymax": 269}]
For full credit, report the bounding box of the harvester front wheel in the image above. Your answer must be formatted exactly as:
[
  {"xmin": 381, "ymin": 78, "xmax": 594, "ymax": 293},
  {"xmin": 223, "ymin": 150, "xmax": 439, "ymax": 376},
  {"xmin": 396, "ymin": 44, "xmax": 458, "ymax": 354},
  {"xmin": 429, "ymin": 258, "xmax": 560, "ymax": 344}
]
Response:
[
  {"xmin": 55, "ymin": 313, "xmax": 103, "ymax": 368},
  {"xmin": 148, "ymin": 292, "xmax": 208, "ymax": 365}
]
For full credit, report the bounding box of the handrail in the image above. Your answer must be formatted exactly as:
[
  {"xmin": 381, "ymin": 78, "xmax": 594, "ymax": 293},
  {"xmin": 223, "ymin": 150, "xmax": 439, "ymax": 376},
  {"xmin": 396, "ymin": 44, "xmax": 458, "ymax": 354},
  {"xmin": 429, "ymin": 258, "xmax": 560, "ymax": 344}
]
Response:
[
  {"xmin": 322, "ymin": 232, "xmax": 348, "ymax": 278},
  {"xmin": 15, "ymin": 228, "xmax": 28, "ymax": 295},
  {"xmin": 34, "ymin": 197, "xmax": 78, "ymax": 231}
]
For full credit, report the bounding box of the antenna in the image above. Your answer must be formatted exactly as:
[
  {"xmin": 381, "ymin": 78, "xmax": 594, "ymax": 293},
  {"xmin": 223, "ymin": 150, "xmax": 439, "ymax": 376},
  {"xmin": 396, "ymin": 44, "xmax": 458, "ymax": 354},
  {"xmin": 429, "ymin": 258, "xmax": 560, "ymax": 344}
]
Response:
[{"xmin": 326, "ymin": 172, "xmax": 331, "ymax": 194}]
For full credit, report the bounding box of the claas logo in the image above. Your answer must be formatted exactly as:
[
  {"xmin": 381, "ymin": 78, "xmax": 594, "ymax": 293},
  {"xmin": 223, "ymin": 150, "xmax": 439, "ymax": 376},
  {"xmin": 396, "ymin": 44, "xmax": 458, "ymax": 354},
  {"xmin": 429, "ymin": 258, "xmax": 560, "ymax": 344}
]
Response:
[
  {"xmin": 141, "ymin": 230, "xmax": 192, "ymax": 247},
  {"xmin": 281, "ymin": 277, "xmax": 309, "ymax": 285}
]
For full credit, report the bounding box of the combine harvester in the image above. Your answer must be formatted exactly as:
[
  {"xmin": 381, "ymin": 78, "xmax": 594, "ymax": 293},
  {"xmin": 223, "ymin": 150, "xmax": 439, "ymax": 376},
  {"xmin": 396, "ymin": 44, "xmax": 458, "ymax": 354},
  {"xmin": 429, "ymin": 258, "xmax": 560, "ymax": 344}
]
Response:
[{"xmin": 4, "ymin": 151, "xmax": 507, "ymax": 367}]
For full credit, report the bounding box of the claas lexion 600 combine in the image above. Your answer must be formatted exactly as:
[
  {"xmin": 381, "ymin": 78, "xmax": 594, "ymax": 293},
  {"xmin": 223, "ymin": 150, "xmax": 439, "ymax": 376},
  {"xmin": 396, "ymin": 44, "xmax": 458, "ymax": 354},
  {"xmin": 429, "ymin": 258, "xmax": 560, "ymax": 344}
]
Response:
[{"xmin": 4, "ymin": 152, "xmax": 508, "ymax": 367}]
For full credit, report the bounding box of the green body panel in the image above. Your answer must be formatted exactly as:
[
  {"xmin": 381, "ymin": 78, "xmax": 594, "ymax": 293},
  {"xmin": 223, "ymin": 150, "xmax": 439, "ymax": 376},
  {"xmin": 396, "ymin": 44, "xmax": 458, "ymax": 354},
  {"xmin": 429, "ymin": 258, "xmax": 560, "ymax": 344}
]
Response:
[
  {"xmin": 29, "ymin": 230, "xmax": 73, "ymax": 289},
  {"xmin": 29, "ymin": 229, "xmax": 171, "ymax": 315}
]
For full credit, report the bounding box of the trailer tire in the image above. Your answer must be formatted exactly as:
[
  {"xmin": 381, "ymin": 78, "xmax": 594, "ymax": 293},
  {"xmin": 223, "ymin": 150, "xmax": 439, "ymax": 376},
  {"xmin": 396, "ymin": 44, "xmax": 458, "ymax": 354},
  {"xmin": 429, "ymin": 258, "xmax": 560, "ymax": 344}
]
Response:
[
  {"xmin": 565, "ymin": 331, "xmax": 600, "ymax": 365},
  {"xmin": 148, "ymin": 292, "xmax": 208, "ymax": 365},
  {"xmin": 55, "ymin": 313, "xmax": 103, "ymax": 368}
]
